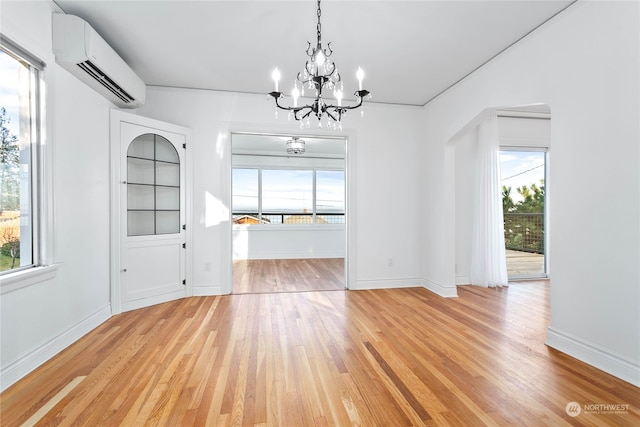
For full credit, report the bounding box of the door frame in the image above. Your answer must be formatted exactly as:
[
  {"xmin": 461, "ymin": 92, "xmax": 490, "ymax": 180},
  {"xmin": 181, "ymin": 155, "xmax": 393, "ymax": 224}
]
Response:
[
  {"xmin": 110, "ymin": 110, "xmax": 193, "ymax": 314},
  {"xmin": 221, "ymin": 124, "xmax": 357, "ymax": 294}
]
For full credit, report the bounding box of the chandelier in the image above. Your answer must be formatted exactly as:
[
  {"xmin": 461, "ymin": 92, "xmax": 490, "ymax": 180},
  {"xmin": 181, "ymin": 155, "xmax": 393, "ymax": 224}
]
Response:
[
  {"xmin": 268, "ymin": 0, "xmax": 370, "ymax": 129},
  {"xmin": 286, "ymin": 137, "xmax": 306, "ymax": 155}
]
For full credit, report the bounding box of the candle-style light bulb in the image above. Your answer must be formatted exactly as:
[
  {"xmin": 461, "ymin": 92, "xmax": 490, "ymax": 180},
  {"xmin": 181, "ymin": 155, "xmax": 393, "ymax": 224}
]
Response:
[
  {"xmin": 336, "ymin": 89, "xmax": 343, "ymax": 107},
  {"xmin": 356, "ymin": 67, "xmax": 364, "ymax": 91},
  {"xmin": 272, "ymin": 68, "xmax": 281, "ymax": 92},
  {"xmin": 292, "ymin": 87, "xmax": 300, "ymax": 107}
]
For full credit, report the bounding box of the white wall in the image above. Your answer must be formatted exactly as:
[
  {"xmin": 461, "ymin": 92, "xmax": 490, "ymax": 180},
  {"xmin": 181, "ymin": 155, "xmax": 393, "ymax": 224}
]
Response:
[
  {"xmin": 233, "ymin": 225, "xmax": 345, "ymax": 260},
  {"xmin": 420, "ymin": 1, "xmax": 639, "ymax": 386},
  {"xmin": 1, "ymin": 2, "xmax": 113, "ymax": 390},
  {"xmin": 137, "ymin": 87, "xmax": 424, "ymax": 293}
]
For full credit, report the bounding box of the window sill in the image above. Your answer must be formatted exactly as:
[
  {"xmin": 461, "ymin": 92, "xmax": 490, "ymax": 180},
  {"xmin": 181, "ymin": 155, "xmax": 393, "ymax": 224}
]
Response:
[{"xmin": 0, "ymin": 264, "xmax": 59, "ymax": 295}]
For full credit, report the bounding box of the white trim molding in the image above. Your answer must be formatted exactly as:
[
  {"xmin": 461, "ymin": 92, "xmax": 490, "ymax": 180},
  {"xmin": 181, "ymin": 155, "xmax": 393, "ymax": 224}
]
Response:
[
  {"xmin": 0, "ymin": 304, "xmax": 111, "ymax": 392},
  {"xmin": 192, "ymin": 284, "xmax": 224, "ymax": 297},
  {"xmin": 425, "ymin": 279, "xmax": 459, "ymax": 298},
  {"xmin": 0, "ymin": 264, "xmax": 59, "ymax": 295},
  {"xmin": 546, "ymin": 327, "xmax": 640, "ymax": 387},
  {"xmin": 352, "ymin": 277, "xmax": 423, "ymax": 291}
]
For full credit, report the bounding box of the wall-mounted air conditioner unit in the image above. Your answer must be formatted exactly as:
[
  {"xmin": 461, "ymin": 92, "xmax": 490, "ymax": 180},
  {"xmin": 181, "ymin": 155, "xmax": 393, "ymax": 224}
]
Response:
[{"xmin": 52, "ymin": 13, "xmax": 146, "ymax": 108}]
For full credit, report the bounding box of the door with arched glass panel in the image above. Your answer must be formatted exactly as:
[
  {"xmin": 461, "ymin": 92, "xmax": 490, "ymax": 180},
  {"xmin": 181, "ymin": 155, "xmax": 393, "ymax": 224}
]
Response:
[{"xmin": 120, "ymin": 124, "xmax": 186, "ymax": 312}]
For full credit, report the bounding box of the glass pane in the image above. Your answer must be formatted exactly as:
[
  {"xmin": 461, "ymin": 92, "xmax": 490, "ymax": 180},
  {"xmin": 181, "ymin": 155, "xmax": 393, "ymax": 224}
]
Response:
[
  {"xmin": 156, "ymin": 186, "xmax": 179, "ymax": 210},
  {"xmin": 155, "ymin": 136, "xmax": 179, "ymax": 163},
  {"xmin": 126, "ymin": 133, "xmax": 180, "ymax": 236},
  {"xmin": 262, "ymin": 169, "xmax": 312, "ymax": 216},
  {"xmin": 316, "ymin": 215, "xmax": 345, "ymax": 224},
  {"xmin": 128, "ymin": 211, "xmax": 155, "ymax": 236},
  {"xmin": 500, "ymin": 150, "xmax": 545, "ymax": 277},
  {"xmin": 232, "ymin": 168, "xmax": 258, "ymax": 217},
  {"xmin": 127, "ymin": 134, "xmax": 155, "ymax": 159},
  {"xmin": 127, "ymin": 184, "xmax": 154, "ymax": 210},
  {"xmin": 156, "ymin": 162, "xmax": 179, "ymax": 187},
  {"xmin": 316, "ymin": 170, "xmax": 345, "ymax": 214},
  {"xmin": 1, "ymin": 48, "xmax": 33, "ymax": 272},
  {"xmin": 127, "ymin": 157, "xmax": 154, "ymax": 185},
  {"xmin": 156, "ymin": 211, "xmax": 180, "ymax": 234}
]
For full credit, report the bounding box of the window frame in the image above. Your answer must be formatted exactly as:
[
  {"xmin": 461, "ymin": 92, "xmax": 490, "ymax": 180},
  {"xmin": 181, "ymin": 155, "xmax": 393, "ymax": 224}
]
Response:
[
  {"xmin": 232, "ymin": 166, "xmax": 345, "ymax": 226},
  {"xmin": 0, "ymin": 35, "xmax": 54, "ymax": 289}
]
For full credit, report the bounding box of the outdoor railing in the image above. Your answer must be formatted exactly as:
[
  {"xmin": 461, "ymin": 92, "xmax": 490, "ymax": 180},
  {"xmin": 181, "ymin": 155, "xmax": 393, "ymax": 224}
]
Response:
[
  {"xmin": 233, "ymin": 212, "xmax": 345, "ymax": 225},
  {"xmin": 504, "ymin": 213, "xmax": 544, "ymax": 254}
]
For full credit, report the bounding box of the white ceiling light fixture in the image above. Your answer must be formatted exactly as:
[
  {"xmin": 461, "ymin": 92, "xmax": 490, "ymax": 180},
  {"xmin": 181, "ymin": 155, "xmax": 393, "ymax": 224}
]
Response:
[
  {"xmin": 286, "ymin": 137, "xmax": 306, "ymax": 155},
  {"xmin": 269, "ymin": 0, "xmax": 370, "ymax": 130}
]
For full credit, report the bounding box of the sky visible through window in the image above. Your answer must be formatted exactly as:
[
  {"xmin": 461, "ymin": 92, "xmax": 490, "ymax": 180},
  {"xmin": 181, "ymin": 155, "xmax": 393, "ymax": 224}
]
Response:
[
  {"xmin": 232, "ymin": 168, "xmax": 345, "ymax": 214},
  {"xmin": 500, "ymin": 150, "xmax": 545, "ymax": 203},
  {"xmin": 0, "ymin": 50, "xmax": 20, "ymax": 135}
]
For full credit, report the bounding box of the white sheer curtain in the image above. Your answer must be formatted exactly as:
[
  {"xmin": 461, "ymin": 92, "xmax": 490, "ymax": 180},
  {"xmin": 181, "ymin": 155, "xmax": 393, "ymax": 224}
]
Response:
[{"xmin": 470, "ymin": 112, "xmax": 508, "ymax": 287}]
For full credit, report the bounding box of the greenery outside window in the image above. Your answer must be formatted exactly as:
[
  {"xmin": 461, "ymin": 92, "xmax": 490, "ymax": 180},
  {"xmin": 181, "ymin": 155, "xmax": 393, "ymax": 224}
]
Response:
[{"xmin": 1, "ymin": 38, "xmax": 44, "ymax": 275}]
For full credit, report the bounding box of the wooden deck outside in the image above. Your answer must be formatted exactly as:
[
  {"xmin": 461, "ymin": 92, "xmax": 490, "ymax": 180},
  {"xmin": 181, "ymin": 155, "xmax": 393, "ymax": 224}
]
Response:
[{"xmin": 506, "ymin": 249, "xmax": 545, "ymax": 277}]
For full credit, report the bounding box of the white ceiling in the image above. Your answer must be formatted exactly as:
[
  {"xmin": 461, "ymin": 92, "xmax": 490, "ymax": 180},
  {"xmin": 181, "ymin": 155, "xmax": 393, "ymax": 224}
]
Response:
[{"xmin": 54, "ymin": 0, "xmax": 575, "ymax": 107}]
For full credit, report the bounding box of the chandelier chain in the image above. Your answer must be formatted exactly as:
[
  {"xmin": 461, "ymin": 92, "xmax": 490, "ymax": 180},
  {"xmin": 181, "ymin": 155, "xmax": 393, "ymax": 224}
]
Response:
[{"xmin": 316, "ymin": 0, "xmax": 322, "ymax": 46}]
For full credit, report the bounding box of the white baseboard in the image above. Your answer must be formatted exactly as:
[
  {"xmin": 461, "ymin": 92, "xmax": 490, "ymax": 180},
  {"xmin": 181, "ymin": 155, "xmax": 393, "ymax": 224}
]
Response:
[
  {"xmin": 351, "ymin": 277, "xmax": 422, "ymax": 290},
  {"xmin": 237, "ymin": 252, "xmax": 345, "ymax": 260},
  {"xmin": 546, "ymin": 327, "xmax": 640, "ymax": 387},
  {"xmin": 1, "ymin": 304, "xmax": 111, "ymax": 392},
  {"xmin": 424, "ymin": 279, "xmax": 458, "ymax": 298},
  {"xmin": 192, "ymin": 284, "xmax": 224, "ymax": 296},
  {"xmin": 121, "ymin": 290, "xmax": 186, "ymax": 313},
  {"xmin": 456, "ymin": 275, "xmax": 471, "ymax": 286}
]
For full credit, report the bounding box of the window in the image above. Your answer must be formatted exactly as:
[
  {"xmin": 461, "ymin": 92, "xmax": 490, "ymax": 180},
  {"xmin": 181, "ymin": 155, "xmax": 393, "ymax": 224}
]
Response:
[
  {"xmin": 232, "ymin": 168, "xmax": 345, "ymax": 225},
  {"xmin": 232, "ymin": 168, "xmax": 258, "ymax": 219},
  {"xmin": 262, "ymin": 169, "xmax": 313, "ymax": 224},
  {"xmin": 0, "ymin": 39, "xmax": 44, "ymax": 275},
  {"xmin": 316, "ymin": 170, "xmax": 345, "ymax": 224}
]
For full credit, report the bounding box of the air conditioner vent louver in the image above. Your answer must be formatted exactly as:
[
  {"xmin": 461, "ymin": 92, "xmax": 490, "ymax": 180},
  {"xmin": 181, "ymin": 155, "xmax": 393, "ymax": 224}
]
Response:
[
  {"xmin": 52, "ymin": 13, "xmax": 146, "ymax": 108},
  {"xmin": 78, "ymin": 60, "xmax": 135, "ymax": 104}
]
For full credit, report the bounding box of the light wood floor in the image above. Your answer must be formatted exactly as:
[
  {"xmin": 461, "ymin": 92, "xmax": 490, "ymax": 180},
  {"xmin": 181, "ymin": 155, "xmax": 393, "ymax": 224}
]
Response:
[
  {"xmin": 233, "ymin": 258, "xmax": 345, "ymax": 294},
  {"xmin": 2, "ymin": 282, "xmax": 639, "ymax": 426}
]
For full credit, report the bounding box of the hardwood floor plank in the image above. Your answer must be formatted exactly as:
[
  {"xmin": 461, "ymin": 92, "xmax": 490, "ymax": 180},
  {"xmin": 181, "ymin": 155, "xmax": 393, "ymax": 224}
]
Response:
[
  {"xmin": 2, "ymin": 282, "xmax": 640, "ymax": 426},
  {"xmin": 233, "ymin": 258, "xmax": 345, "ymax": 294}
]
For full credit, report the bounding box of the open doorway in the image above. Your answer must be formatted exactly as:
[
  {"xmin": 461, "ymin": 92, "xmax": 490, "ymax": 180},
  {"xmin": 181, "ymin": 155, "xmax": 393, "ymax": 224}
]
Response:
[
  {"xmin": 500, "ymin": 148, "xmax": 547, "ymax": 278},
  {"xmin": 497, "ymin": 107, "xmax": 550, "ymax": 279},
  {"xmin": 230, "ymin": 133, "xmax": 347, "ymax": 294},
  {"xmin": 452, "ymin": 104, "xmax": 550, "ymax": 286}
]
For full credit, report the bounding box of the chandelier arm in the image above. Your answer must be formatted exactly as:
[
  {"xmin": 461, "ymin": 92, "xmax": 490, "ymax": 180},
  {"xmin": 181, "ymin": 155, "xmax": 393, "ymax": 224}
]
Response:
[
  {"xmin": 299, "ymin": 109, "xmax": 314, "ymax": 120},
  {"xmin": 270, "ymin": 92, "xmax": 303, "ymax": 112},
  {"xmin": 324, "ymin": 93, "xmax": 367, "ymax": 112},
  {"xmin": 324, "ymin": 42, "xmax": 333, "ymax": 57},
  {"xmin": 325, "ymin": 61, "xmax": 336, "ymax": 77},
  {"xmin": 305, "ymin": 61, "xmax": 315, "ymax": 77},
  {"xmin": 323, "ymin": 108, "xmax": 340, "ymax": 122}
]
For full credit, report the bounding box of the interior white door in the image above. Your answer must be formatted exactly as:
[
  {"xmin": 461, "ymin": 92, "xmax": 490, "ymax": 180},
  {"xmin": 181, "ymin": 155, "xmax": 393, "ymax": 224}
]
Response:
[{"xmin": 118, "ymin": 119, "xmax": 187, "ymax": 312}]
